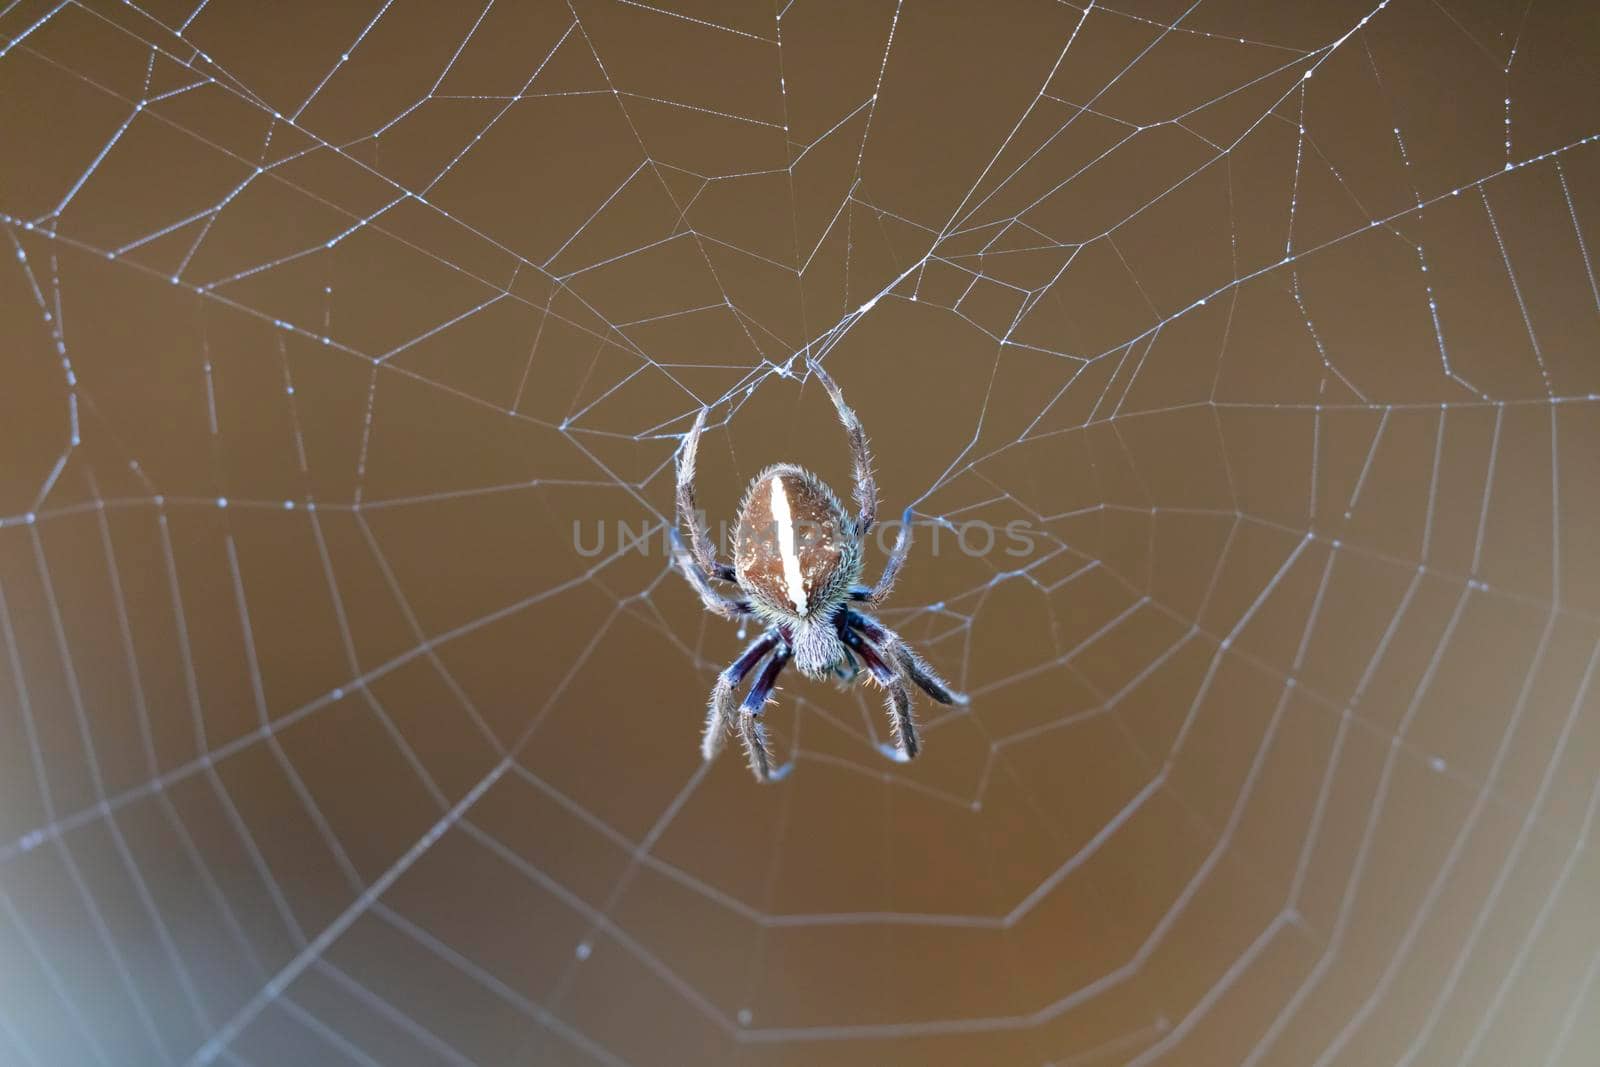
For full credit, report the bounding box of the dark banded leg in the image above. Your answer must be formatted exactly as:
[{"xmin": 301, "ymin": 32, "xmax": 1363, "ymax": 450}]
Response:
[
  {"xmin": 739, "ymin": 647, "xmax": 791, "ymax": 782},
  {"xmin": 676, "ymin": 407, "xmax": 737, "ymax": 582},
  {"xmin": 849, "ymin": 611, "xmax": 968, "ymax": 707},
  {"xmin": 851, "ymin": 637, "xmax": 919, "ymax": 761},
  {"xmin": 704, "ymin": 631, "xmax": 779, "ymax": 762},
  {"xmin": 830, "ymin": 645, "xmax": 862, "ymax": 689},
  {"xmin": 807, "ymin": 359, "xmax": 878, "ymax": 536}
]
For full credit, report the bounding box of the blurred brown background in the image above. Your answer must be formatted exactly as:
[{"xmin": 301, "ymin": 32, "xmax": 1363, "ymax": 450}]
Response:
[{"xmin": 2, "ymin": 0, "xmax": 1598, "ymax": 1064}]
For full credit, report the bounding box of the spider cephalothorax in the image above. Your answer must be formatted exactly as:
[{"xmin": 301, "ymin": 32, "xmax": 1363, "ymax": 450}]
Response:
[{"xmin": 671, "ymin": 359, "xmax": 968, "ymax": 782}]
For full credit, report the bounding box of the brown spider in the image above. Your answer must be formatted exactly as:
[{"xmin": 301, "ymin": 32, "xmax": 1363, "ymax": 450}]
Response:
[{"xmin": 672, "ymin": 359, "xmax": 967, "ymax": 782}]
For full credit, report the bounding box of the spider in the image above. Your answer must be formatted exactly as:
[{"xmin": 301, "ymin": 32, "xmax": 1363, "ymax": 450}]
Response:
[{"xmin": 671, "ymin": 358, "xmax": 968, "ymax": 782}]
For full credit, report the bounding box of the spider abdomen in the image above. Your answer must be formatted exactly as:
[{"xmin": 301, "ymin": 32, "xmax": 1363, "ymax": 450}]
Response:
[{"xmin": 734, "ymin": 464, "xmax": 858, "ymax": 620}]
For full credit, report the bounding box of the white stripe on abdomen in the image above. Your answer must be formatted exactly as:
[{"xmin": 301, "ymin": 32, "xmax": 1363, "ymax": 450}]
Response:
[{"xmin": 769, "ymin": 476, "xmax": 809, "ymax": 615}]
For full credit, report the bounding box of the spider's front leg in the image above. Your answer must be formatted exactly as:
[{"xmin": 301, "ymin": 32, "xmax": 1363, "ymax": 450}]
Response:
[
  {"xmin": 738, "ymin": 647, "xmax": 792, "ymax": 782},
  {"xmin": 849, "ymin": 611, "xmax": 968, "ymax": 708},
  {"xmin": 830, "ymin": 645, "xmax": 862, "ymax": 690},
  {"xmin": 703, "ymin": 631, "xmax": 778, "ymax": 762},
  {"xmin": 846, "ymin": 632, "xmax": 920, "ymax": 761}
]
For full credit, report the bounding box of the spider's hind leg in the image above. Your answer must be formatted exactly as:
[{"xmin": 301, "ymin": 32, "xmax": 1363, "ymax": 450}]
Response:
[
  {"xmin": 806, "ymin": 358, "xmax": 877, "ymax": 536},
  {"xmin": 852, "ymin": 507, "xmax": 913, "ymax": 608},
  {"xmin": 676, "ymin": 408, "xmax": 738, "ymax": 582},
  {"xmin": 673, "ymin": 530, "xmax": 750, "ymax": 622}
]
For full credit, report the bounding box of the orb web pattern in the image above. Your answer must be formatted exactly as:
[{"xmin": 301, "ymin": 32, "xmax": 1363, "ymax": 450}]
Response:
[{"xmin": 1, "ymin": 1, "xmax": 1598, "ymax": 1065}]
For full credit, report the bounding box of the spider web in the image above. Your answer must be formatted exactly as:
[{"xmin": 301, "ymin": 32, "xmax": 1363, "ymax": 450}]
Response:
[{"xmin": 1, "ymin": 0, "xmax": 1598, "ymax": 1064}]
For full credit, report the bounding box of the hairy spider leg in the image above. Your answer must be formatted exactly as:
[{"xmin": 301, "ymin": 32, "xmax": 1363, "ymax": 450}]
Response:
[
  {"xmin": 672, "ymin": 529, "xmax": 750, "ymax": 620},
  {"xmin": 807, "ymin": 359, "xmax": 878, "ymax": 536},
  {"xmin": 851, "ymin": 506, "xmax": 914, "ymax": 607},
  {"xmin": 739, "ymin": 647, "xmax": 792, "ymax": 782},
  {"xmin": 848, "ymin": 611, "xmax": 968, "ymax": 708},
  {"xmin": 704, "ymin": 631, "xmax": 780, "ymax": 762},
  {"xmin": 847, "ymin": 632, "xmax": 919, "ymax": 761},
  {"xmin": 831, "ymin": 645, "xmax": 862, "ymax": 689},
  {"xmin": 676, "ymin": 408, "xmax": 738, "ymax": 582}
]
